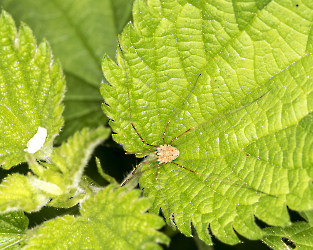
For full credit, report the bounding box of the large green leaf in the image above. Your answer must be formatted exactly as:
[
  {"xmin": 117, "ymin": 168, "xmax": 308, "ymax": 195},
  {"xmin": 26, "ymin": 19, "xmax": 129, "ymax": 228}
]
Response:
[
  {"xmin": 101, "ymin": 0, "xmax": 313, "ymax": 246},
  {"xmin": 0, "ymin": 11, "xmax": 65, "ymax": 168},
  {"xmin": 0, "ymin": 0, "xmax": 135, "ymax": 143},
  {"xmin": 24, "ymin": 185, "xmax": 169, "ymax": 250}
]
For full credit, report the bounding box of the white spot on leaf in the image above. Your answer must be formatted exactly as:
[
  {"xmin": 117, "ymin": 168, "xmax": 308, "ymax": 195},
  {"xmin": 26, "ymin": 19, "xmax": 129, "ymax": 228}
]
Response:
[{"xmin": 24, "ymin": 127, "xmax": 47, "ymax": 154}]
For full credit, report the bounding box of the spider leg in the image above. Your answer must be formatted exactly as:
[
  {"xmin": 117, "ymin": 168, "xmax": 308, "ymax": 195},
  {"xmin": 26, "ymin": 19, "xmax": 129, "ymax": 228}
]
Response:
[
  {"xmin": 169, "ymin": 89, "xmax": 271, "ymax": 144},
  {"xmin": 171, "ymin": 162, "xmax": 276, "ymax": 197},
  {"xmin": 121, "ymin": 160, "xmax": 158, "ymax": 186},
  {"xmin": 125, "ymin": 148, "xmax": 156, "ymax": 155},
  {"xmin": 162, "ymin": 73, "xmax": 202, "ymax": 144},
  {"xmin": 117, "ymin": 40, "xmax": 157, "ymax": 148},
  {"xmin": 154, "ymin": 163, "xmax": 175, "ymax": 226}
]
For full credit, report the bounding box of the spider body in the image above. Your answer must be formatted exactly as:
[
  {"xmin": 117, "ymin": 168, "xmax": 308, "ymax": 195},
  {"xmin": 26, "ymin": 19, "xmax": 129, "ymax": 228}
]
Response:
[{"xmin": 155, "ymin": 144, "xmax": 179, "ymax": 164}]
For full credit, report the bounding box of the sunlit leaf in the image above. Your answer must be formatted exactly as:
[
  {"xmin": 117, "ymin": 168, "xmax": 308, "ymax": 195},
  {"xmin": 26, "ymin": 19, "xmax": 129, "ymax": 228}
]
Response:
[
  {"xmin": 101, "ymin": 0, "xmax": 313, "ymax": 245},
  {"xmin": 0, "ymin": 11, "xmax": 65, "ymax": 168},
  {"xmin": 0, "ymin": 174, "xmax": 49, "ymax": 213}
]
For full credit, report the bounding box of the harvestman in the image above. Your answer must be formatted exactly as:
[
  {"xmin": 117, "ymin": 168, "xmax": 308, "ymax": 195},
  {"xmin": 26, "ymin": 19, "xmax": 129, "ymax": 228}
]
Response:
[{"xmin": 117, "ymin": 44, "xmax": 270, "ymax": 220}]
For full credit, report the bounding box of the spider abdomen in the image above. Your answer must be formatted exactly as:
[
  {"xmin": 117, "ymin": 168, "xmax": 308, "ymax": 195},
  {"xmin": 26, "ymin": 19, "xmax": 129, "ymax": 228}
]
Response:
[{"xmin": 156, "ymin": 144, "xmax": 179, "ymax": 164}]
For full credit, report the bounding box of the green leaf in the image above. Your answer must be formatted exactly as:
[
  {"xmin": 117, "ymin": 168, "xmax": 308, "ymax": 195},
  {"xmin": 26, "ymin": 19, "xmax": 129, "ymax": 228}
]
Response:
[
  {"xmin": 0, "ymin": 0, "xmax": 135, "ymax": 143},
  {"xmin": 0, "ymin": 11, "xmax": 65, "ymax": 168},
  {"xmin": 0, "ymin": 211, "xmax": 28, "ymax": 250},
  {"xmin": 0, "ymin": 127, "xmax": 109, "ymax": 212},
  {"xmin": 24, "ymin": 185, "xmax": 170, "ymax": 250},
  {"xmin": 0, "ymin": 211, "xmax": 28, "ymax": 249},
  {"xmin": 101, "ymin": 0, "xmax": 313, "ymax": 245},
  {"xmin": 0, "ymin": 174, "xmax": 49, "ymax": 213},
  {"xmin": 28, "ymin": 127, "xmax": 110, "ymax": 206},
  {"xmin": 262, "ymin": 210, "xmax": 313, "ymax": 250}
]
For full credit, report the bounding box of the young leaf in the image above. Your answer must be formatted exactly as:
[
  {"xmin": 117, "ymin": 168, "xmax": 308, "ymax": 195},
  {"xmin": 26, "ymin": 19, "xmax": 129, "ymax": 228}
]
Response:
[
  {"xmin": 101, "ymin": 0, "xmax": 313, "ymax": 245},
  {"xmin": 0, "ymin": 0, "xmax": 135, "ymax": 143},
  {"xmin": 28, "ymin": 127, "xmax": 110, "ymax": 206},
  {"xmin": 262, "ymin": 210, "xmax": 313, "ymax": 249},
  {"xmin": 95, "ymin": 156, "xmax": 118, "ymax": 185},
  {"xmin": 0, "ymin": 174, "xmax": 49, "ymax": 213},
  {"xmin": 24, "ymin": 185, "xmax": 170, "ymax": 250},
  {"xmin": 0, "ymin": 127, "xmax": 109, "ymax": 212},
  {"xmin": 0, "ymin": 211, "xmax": 28, "ymax": 249},
  {"xmin": 0, "ymin": 11, "xmax": 65, "ymax": 168}
]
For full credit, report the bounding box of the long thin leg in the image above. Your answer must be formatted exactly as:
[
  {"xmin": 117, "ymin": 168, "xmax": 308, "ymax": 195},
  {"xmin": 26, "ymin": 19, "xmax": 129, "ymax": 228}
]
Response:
[
  {"xmin": 122, "ymin": 160, "xmax": 174, "ymax": 224},
  {"xmin": 171, "ymin": 162, "xmax": 276, "ymax": 197},
  {"xmin": 125, "ymin": 148, "xmax": 156, "ymax": 155},
  {"xmin": 169, "ymin": 89, "xmax": 271, "ymax": 144},
  {"xmin": 117, "ymin": 40, "xmax": 157, "ymax": 148},
  {"xmin": 121, "ymin": 160, "xmax": 158, "ymax": 186},
  {"xmin": 162, "ymin": 73, "xmax": 202, "ymax": 144},
  {"xmin": 154, "ymin": 163, "xmax": 174, "ymax": 225}
]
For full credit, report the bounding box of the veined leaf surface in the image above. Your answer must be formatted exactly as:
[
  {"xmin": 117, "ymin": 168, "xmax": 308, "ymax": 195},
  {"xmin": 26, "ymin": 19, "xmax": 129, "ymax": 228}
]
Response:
[
  {"xmin": 101, "ymin": 0, "xmax": 313, "ymax": 245},
  {"xmin": 0, "ymin": 211, "xmax": 28, "ymax": 249},
  {"xmin": 0, "ymin": 0, "xmax": 135, "ymax": 143},
  {"xmin": 0, "ymin": 11, "xmax": 65, "ymax": 168}
]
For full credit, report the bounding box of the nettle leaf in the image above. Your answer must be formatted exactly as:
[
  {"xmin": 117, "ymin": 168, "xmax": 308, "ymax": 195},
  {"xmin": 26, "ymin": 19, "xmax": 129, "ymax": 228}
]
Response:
[
  {"xmin": 0, "ymin": 11, "xmax": 65, "ymax": 168},
  {"xmin": 101, "ymin": 0, "xmax": 313, "ymax": 245},
  {"xmin": 262, "ymin": 210, "xmax": 313, "ymax": 249},
  {"xmin": 0, "ymin": 211, "xmax": 28, "ymax": 249},
  {"xmin": 0, "ymin": 0, "xmax": 135, "ymax": 143},
  {"xmin": 24, "ymin": 185, "xmax": 169, "ymax": 250}
]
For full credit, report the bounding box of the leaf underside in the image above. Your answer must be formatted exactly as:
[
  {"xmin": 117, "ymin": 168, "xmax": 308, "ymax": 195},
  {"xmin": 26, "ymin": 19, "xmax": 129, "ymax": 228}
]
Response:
[{"xmin": 101, "ymin": 0, "xmax": 313, "ymax": 245}]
